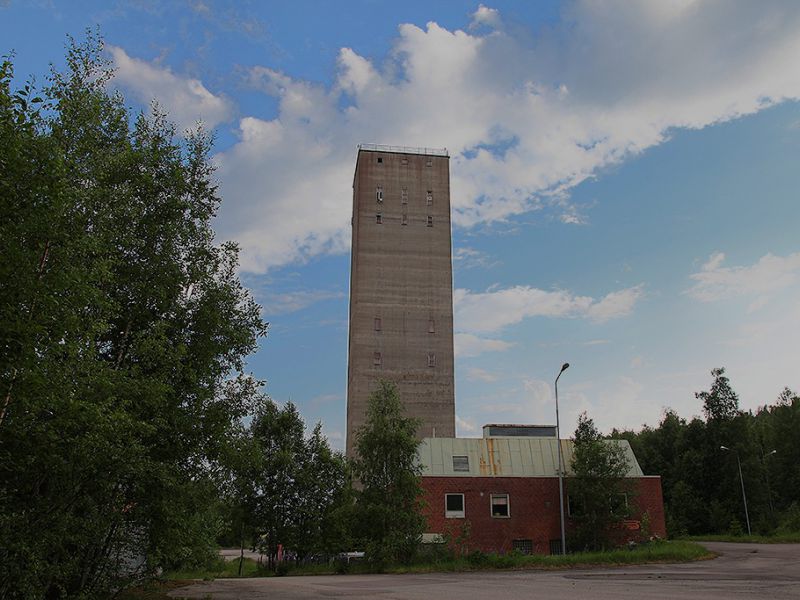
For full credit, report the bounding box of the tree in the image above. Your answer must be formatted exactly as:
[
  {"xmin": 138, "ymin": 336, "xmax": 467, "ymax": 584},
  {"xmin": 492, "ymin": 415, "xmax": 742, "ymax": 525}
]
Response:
[
  {"xmin": 352, "ymin": 381, "xmax": 425, "ymax": 565},
  {"xmin": 568, "ymin": 412, "xmax": 632, "ymax": 551},
  {"xmin": 242, "ymin": 399, "xmax": 349, "ymax": 568},
  {"xmin": 0, "ymin": 35, "xmax": 267, "ymax": 599},
  {"xmin": 697, "ymin": 367, "xmax": 740, "ymax": 421}
]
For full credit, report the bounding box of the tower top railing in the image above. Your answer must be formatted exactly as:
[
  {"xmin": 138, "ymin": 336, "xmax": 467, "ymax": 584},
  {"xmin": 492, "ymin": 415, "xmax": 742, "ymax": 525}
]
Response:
[{"xmin": 358, "ymin": 143, "xmax": 449, "ymax": 157}]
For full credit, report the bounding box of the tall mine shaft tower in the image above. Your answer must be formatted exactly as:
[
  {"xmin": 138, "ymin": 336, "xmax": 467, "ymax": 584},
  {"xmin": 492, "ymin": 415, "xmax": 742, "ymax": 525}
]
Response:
[{"xmin": 346, "ymin": 144, "xmax": 456, "ymax": 456}]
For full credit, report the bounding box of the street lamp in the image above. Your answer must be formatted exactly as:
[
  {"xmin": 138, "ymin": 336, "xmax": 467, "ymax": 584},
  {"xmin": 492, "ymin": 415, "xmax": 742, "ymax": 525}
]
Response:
[
  {"xmin": 555, "ymin": 362, "xmax": 570, "ymax": 555},
  {"xmin": 721, "ymin": 445, "xmax": 751, "ymax": 535}
]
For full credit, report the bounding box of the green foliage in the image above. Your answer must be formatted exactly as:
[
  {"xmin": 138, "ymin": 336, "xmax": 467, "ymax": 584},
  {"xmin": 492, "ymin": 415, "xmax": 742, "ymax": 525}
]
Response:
[
  {"xmin": 352, "ymin": 380, "xmax": 425, "ymax": 565},
  {"xmin": 0, "ymin": 35, "xmax": 266, "ymax": 599},
  {"xmin": 612, "ymin": 370, "xmax": 800, "ymax": 539},
  {"xmin": 568, "ymin": 412, "xmax": 632, "ymax": 551},
  {"xmin": 225, "ymin": 398, "xmax": 350, "ymax": 567},
  {"xmin": 697, "ymin": 367, "xmax": 739, "ymax": 421}
]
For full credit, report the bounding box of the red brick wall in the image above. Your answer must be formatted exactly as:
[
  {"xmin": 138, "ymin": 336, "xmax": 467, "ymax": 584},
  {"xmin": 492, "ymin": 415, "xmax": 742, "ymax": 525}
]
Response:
[{"xmin": 420, "ymin": 476, "xmax": 666, "ymax": 554}]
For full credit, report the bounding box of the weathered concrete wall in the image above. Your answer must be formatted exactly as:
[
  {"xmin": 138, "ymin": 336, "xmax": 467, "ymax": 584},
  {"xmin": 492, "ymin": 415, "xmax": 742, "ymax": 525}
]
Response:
[
  {"xmin": 346, "ymin": 149, "xmax": 456, "ymax": 456},
  {"xmin": 420, "ymin": 476, "xmax": 667, "ymax": 554}
]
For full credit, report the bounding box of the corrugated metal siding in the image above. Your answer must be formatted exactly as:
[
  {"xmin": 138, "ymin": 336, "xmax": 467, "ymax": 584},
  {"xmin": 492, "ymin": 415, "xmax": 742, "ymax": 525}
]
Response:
[{"xmin": 418, "ymin": 437, "xmax": 644, "ymax": 477}]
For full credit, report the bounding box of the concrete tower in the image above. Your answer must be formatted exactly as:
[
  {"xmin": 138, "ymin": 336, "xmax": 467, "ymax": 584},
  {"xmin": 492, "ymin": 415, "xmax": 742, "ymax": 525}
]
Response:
[{"xmin": 346, "ymin": 144, "xmax": 456, "ymax": 456}]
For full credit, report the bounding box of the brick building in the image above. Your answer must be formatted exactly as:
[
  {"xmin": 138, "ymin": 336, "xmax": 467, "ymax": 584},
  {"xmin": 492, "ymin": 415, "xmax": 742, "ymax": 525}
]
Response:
[
  {"xmin": 346, "ymin": 144, "xmax": 456, "ymax": 456},
  {"xmin": 418, "ymin": 425, "xmax": 666, "ymax": 554}
]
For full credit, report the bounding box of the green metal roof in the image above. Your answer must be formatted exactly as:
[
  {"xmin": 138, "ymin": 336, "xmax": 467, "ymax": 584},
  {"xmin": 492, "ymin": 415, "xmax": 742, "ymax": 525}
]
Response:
[{"xmin": 418, "ymin": 437, "xmax": 644, "ymax": 478}]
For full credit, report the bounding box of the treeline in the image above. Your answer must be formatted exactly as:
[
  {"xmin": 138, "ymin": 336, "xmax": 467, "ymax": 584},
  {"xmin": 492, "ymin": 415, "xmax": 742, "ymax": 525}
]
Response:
[
  {"xmin": 612, "ymin": 368, "xmax": 800, "ymax": 537},
  {"xmin": 221, "ymin": 381, "xmax": 425, "ymax": 572},
  {"xmin": 0, "ymin": 36, "xmax": 425, "ymax": 599},
  {"xmin": 0, "ymin": 36, "xmax": 267, "ymax": 598}
]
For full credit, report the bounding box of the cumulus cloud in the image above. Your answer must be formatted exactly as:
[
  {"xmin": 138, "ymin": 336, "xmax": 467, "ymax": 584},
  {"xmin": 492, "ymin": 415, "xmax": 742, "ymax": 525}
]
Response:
[
  {"xmin": 258, "ymin": 289, "xmax": 344, "ymax": 315},
  {"xmin": 206, "ymin": 1, "xmax": 800, "ymax": 271},
  {"xmin": 108, "ymin": 45, "xmax": 233, "ymax": 131},
  {"xmin": 456, "ymin": 415, "xmax": 479, "ymax": 435},
  {"xmin": 466, "ymin": 367, "xmax": 499, "ymax": 382},
  {"xmin": 454, "ymin": 333, "xmax": 513, "ymax": 358},
  {"xmin": 686, "ymin": 251, "xmax": 800, "ymax": 302},
  {"xmin": 454, "ymin": 284, "xmax": 643, "ymax": 333}
]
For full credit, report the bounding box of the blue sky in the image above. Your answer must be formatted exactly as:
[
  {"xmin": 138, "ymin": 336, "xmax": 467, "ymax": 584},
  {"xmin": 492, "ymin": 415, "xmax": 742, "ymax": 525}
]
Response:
[{"xmin": 4, "ymin": 1, "xmax": 800, "ymax": 450}]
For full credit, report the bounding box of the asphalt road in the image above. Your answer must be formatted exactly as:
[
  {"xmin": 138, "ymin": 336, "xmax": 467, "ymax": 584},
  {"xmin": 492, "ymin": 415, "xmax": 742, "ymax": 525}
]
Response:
[{"xmin": 170, "ymin": 542, "xmax": 800, "ymax": 599}]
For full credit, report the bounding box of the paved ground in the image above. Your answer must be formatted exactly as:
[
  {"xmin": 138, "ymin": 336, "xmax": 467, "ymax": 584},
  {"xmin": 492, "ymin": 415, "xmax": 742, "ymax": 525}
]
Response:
[{"xmin": 171, "ymin": 542, "xmax": 800, "ymax": 599}]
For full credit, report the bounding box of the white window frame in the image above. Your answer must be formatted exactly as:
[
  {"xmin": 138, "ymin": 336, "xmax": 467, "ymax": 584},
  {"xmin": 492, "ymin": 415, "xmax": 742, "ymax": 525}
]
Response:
[
  {"xmin": 491, "ymin": 493, "xmax": 510, "ymax": 518},
  {"xmin": 445, "ymin": 493, "xmax": 465, "ymax": 518},
  {"xmin": 376, "ymin": 186, "xmax": 383, "ymax": 202}
]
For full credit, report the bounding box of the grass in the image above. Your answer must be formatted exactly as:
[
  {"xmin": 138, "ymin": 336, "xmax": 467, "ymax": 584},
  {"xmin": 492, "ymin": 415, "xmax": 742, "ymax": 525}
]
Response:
[
  {"xmin": 117, "ymin": 540, "xmax": 712, "ymax": 597},
  {"xmin": 683, "ymin": 532, "xmax": 800, "ymax": 544},
  {"xmin": 165, "ymin": 556, "xmax": 266, "ymax": 580},
  {"xmin": 381, "ymin": 540, "xmax": 713, "ymax": 573}
]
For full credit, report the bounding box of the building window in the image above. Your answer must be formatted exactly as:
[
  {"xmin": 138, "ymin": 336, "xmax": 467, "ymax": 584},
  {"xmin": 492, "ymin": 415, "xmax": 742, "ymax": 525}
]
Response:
[
  {"xmin": 373, "ymin": 352, "xmax": 382, "ymax": 366},
  {"xmin": 491, "ymin": 494, "xmax": 510, "ymax": 518},
  {"xmin": 428, "ymin": 319, "xmax": 435, "ymax": 333},
  {"xmin": 401, "ymin": 157, "xmax": 408, "ymax": 166},
  {"xmin": 427, "ymin": 352, "xmax": 436, "ymax": 367},
  {"xmin": 376, "ymin": 186, "xmax": 383, "ymax": 202},
  {"xmin": 427, "ymin": 215, "xmax": 433, "ymax": 227},
  {"xmin": 376, "ymin": 214, "xmax": 382, "ymax": 224},
  {"xmin": 374, "ymin": 317, "xmax": 381, "ymax": 331},
  {"xmin": 452, "ymin": 455, "xmax": 469, "ymax": 472},
  {"xmin": 426, "ymin": 190, "xmax": 433, "ymax": 206},
  {"xmin": 445, "ymin": 493, "xmax": 465, "ymax": 518},
  {"xmin": 401, "ymin": 213, "xmax": 408, "ymax": 226},
  {"xmin": 426, "ymin": 158, "xmax": 433, "ymax": 167},
  {"xmin": 401, "ymin": 187, "xmax": 408, "ymax": 204},
  {"xmin": 610, "ymin": 493, "xmax": 629, "ymax": 515},
  {"xmin": 513, "ymin": 539, "xmax": 533, "ymax": 555},
  {"xmin": 377, "ymin": 157, "xmax": 383, "ymax": 163}
]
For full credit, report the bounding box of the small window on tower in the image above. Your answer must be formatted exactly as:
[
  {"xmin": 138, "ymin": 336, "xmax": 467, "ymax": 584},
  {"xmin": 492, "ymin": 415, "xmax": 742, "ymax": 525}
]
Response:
[
  {"xmin": 377, "ymin": 157, "xmax": 383, "ymax": 163},
  {"xmin": 373, "ymin": 352, "xmax": 382, "ymax": 366},
  {"xmin": 401, "ymin": 213, "xmax": 408, "ymax": 226},
  {"xmin": 376, "ymin": 186, "xmax": 383, "ymax": 202},
  {"xmin": 427, "ymin": 352, "xmax": 436, "ymax": 367},
  {"xmin": 427, "ymin": 215, "xmax": 433, "ymax": 227},
  {"xmin": 428, "ymin": 319, "xmax": 435, "ymax": 333},
  {"xmin": 452, "ymin": 455, "xmax": 469, "ymax": 472},
  {"xmin": 401, "ymin": 187, "xmax": 408, "ymax": 204},
  {"xmin": 401, "ymin": 157, "xmax": 409, "ymax": 166},
  {"xmin": 376, "ymin": 213, "xmax": 382, "ymax": 224},
  {"xmin": 374, "ymin": 317, "xmax": 382, "ymax": 331},
  {"xmin": 426, "ymin": 190, "xmax": 433, "ymax": 206},
  {"xmin": 426, "ymin": 158, "xmax": 433, "ymax": 167}
]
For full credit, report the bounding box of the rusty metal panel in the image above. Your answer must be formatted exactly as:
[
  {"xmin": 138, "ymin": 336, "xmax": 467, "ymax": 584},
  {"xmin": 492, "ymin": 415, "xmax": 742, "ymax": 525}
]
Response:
[{"xmin": 418, "ymin": 437, "xmax": 645, "ymax": 478}]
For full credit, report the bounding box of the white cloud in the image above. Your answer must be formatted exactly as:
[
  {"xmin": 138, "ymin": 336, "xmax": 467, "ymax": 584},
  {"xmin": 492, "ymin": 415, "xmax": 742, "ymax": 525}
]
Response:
[
  {"xmin": 456, "ymin": 415, "xmax": 479, "ymax": 435},
  {"xmin": 686, "ymin": 251, "xmax": 800, "ymax": 302},
  {"xmin": 203, "ymin": 1, "xmax": 800, "ymax": 272},
  {"xmin": 259, "ymin": 289, "xmax": 344, "ymax": 315},
  {"xmin": 466, "ymin": 367, "xmax": 499, "ymax": 382},
  {"xmin": 454, "ymin": 333, "xmax": 513, "ymax": 358},
  {"xmin": 454, "ymin": 284, "xmax": 643, "ymax": 333},
  {"xmin": 470, "ymin": 4, "xmax": 502, "ymax": 30},
  {"xmin": 108, "ymin": 45, "xmax": 234, "ymax": 132}
]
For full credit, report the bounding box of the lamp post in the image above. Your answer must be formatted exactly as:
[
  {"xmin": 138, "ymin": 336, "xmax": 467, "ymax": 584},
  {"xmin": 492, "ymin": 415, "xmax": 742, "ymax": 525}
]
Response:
[
  {"xmin": 721, "ymin": 445, "xmax": 751, "ymax": 535},
  {"xmin": 555, "ymin": 362, "xmax": 570, "ymax": 554}
]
